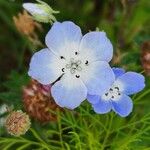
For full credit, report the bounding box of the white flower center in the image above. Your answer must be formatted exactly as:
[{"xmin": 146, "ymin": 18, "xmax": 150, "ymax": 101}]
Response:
[
  {"xmin": 60, "ymin": 52, "xmax": 89, "ymax": 78},
  {"xmin": 66, "ymin": 58, "xmax": 82, "ymax": 74},
  {"xmin": 102, "ymin": 85, "xmax": 121, "ymax": 101}
]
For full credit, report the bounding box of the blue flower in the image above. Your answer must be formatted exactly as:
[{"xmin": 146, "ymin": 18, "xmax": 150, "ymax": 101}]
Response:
[
  {"xmin": 28, "ymin": 21, "xmax": 115, "ymax": 109},
  {"xmin": 87, "ymin": 68, "xmax": 145, "ymax": 117}
]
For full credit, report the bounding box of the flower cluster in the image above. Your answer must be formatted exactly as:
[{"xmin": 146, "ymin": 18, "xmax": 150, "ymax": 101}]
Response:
[
  {"xmin": 23, "ymin": 79, "xmax": 62, "ymax": 123},
  {"xmin": 13, "ymin": 10, "xmax": 43, "ymax": 46},
  {"xmin": 5, "ymin": 110, "xmax": 31, "ymax": 136},
  {"xmin": 27, "ymin": 21, "xmax": 145, "ymax": 117}
]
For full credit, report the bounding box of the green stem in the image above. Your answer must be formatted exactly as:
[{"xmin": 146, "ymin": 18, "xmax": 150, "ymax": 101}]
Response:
[
  {"xmin": 57, "ymin": 111, "xmax": 65, "ymax": 150},
  {"xmin": 110, "ymin": 113, "xmax": 150, "ymax": 133},
  {"xmin": 101, "ymin": 113, "xmax": 113, "ymax": 150},
  {"xmin": 134, "ymin": 89, "xmax": 150, "ymax": 102},
  {"xmin": 29, "ymin": 128, "xmax": 51, "ymax": 150}
]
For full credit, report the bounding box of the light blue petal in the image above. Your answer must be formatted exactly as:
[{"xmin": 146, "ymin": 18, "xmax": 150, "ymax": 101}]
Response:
[
  {"xmin": 51, "ymin": 73, "xmax": 87, "ymax": 109},
  {"xmin": 112, "ymin": 94, "xmax": 133, "ymax": 117},
  {"xmin": 92, "ymin": 98, "xmax": 112, "ymax": 114},
  {"xmin": 45, "ymin": 21, "xmax": 82, "ymax": 59},
  {"xmin": 117, "ymin": 72, "xmax": 145, "ymax": 95},
  {"xmin": 81, "ymin": 61, "xmax": 115, "ymax": 96},
  {"xmin": 112, "ymin": 67, "xmax": 125, "ymax": 79},
  {"xmin": 87, "ymin": 94, "xmax": 100, "ymax": 104},
  {"xmin": 28, "ymin": 48, "xmax": 62, "ymax": 84},
  {"xmin": 79, "ymin": 31, "xmax": 113, "ymax": 62}
]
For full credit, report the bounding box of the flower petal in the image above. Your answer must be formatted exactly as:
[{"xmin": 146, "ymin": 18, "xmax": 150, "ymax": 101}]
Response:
[
  {"xmin": 51, "ymin": 73, "xmax": 87, "ymax": 109},
  {"xmin": 87, "ymin": 94, "xmax": 100, "ymax": 104},
  {"xmin": 45, "ymin": 21, "xmax": 82, "ymax": 59},
  {"xmin": 81, "ymin": 61, "xmax": 115, "ymax": 96},
  {"xmin": 28, "ymin": 48, "xmax": 63, "ymax": 84},
  {"xmin": 79, "ymin": 31, "xmax": 113, "ymax": 62},
  {"xmin": 116, "ymin": 72, "xmax": 145, "ymax": 95},
  {"xmin": 92, "ymin": 98, "xmax": 112, "ymax": 114},
  {"xmin": 112, "ymin": 67, "xmax": 125, "ymax": 79},
  {"xmin": 23, "ymin": 3, "xmax": 46, "ymax": 15},
  {"xmin": 112, "ymin": 94, "xmax": 133, "ymax": 117}
]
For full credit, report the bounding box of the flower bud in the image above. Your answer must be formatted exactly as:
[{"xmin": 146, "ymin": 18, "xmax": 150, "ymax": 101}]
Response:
[
  {"xmin": 23, "ymin": 0, "xmax": 59, "ymax": 24},
  {"xmin": 5, "ymin": 110, "xmax": 31, "ymax": 136}
]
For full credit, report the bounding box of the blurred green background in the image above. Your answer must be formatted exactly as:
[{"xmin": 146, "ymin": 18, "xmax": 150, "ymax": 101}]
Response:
[{"xmin": 0, "ymin": 0, "xmax": 150, "ymax": 150}]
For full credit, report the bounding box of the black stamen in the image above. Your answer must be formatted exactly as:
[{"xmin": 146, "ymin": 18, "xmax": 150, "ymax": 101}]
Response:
[
  {"xmin": 111, "ymin": 96, "xmax": 114, "ymax": 99},
  {"xmin": 118, "ymin": 93, "xmax": 121, "ymax": 95},
  {"xmin": 110, "ymin": 88, "xmax": 113, "ymax": 91},
  {"xmin": 75, "ymin": 52, "xmax": 78, "ymax": 55},
  {"xmin": 85, "ymin": 60, "xmax": 89, "ymax": 65},
  {"xmin": 105, "ymin": 93, "xmax": 108, "ymax": 96},
  {"xmin": 115, "ymin": 87, "xmax": 119, "ymax": 90},
  {"xmin": 76, "ymin": 75, "xmax": 80, "ymax": 78},
  {"xmin": 60, "ymin": 56, "xmax": 65, "ymax": 59},
  {"xmin": 62, "ymin": 68, "xmax": 65, "ymax": 72}
]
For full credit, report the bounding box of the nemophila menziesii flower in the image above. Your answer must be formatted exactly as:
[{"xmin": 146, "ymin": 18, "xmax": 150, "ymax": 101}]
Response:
[
  {"xmin": 28, "ymin": 21, "xmax": 115, "ymax": 109},
  {"xmin": 87, "ymin": 68, "xmax": 145, "ymax": 117}
]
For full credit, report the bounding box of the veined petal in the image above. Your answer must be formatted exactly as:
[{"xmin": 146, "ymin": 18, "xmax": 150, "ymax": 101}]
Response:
[
  {"xmin": 116, "ymin": 72, "xmax": 145, "ymax": 95},
  {"xmin": 28, "ymin": 48, "xmax": 63, "ymax": 84},
  {"xmin": 45, "ymin": 21, "xmax": 82, "ymax": 59},
  {"xmin": 87, "ymin": 94, "xmax": 100, "ymax": 104},
  {"xmin": 92, "ymin": 98, "xmax": 112, "ymax": 114},
  {"xmin": 112, "ymin": 67, "xmax": 125, "ymax": 79},
  {"xmin": 51, "ymin": 73, "xmax": 87, "ymax": 109},
  {"xmin": 112, "ymin": 94, "xmax": 133, "ymax": 117},
  {"xmin": 81, "ymin": 61, "xmax": 115, "ymax": 96},
  {"xmin": 23, "ymin": 3, "xmax": 46, "ymax": 15},
  {"xmin": 79, "ymin": 31, "xmax": 113, "ymax": 62}
]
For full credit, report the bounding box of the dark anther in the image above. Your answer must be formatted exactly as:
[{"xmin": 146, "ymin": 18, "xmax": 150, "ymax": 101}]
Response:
[
  {"xmin": 76, "ymin": 75, "xmax": 80, "ymax": 78},
  {"xmin": 62, "ymin": 68, "xmax": 65, "ymax": 72},
  {"xmin": 110, "ymin": 88, "xmax": 113, "ymax": 91},
  {"xmin": 105, "ymin": 93, "xmax": 108, "ymax": 96},
  {"xmin": 118, "ymin": 93, "xmax": 121, "ymax": 95},
  {"xmin": 111, "ymin": 96, "xmax": 114, "ymax": 99},
  {"xmin": 60, "ymin": 56, "xmax": 65, "ymax": 59},
  {"xmin": 115, "ymin": 87, "xmax": 119, "ymax": 90},
  {"xmin": 85, "ymin": 60, "xmax": 89, "ymax": 65},
  {"xmin": 75, "ymin": 52, "xmax": 78, "ymax": 55}
]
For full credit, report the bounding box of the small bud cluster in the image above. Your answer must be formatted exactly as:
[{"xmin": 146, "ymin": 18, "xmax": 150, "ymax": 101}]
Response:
[{"xmin": 5, "ymin": 110, "xmax": 31, "ymax": 136}]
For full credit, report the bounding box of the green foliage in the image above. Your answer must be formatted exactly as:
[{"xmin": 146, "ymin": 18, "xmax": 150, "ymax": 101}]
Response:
[
  {"xmin": 0, "ymin": 71, "xmax": 29, "ymax": 109},
  {"xmin": 0, "ymin": 98, "xmax": 150, "ymax": 149}
]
